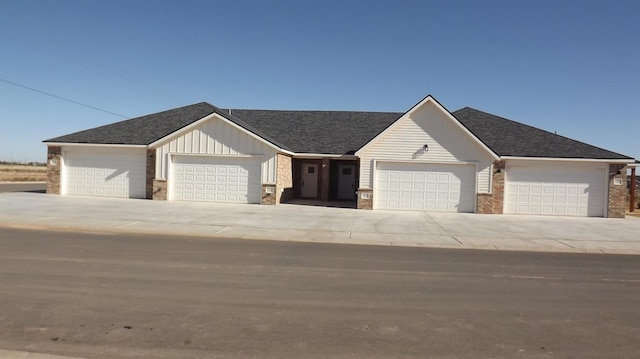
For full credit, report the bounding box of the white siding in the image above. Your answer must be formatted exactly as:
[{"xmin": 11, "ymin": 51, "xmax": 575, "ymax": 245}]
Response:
[
  {"xmin": 359, "ymin": 101, "xmax": 493, "ymax": 193},
  {"xmin": 154, "ymin": 116, "xmax": 278, "ymax": 184}
]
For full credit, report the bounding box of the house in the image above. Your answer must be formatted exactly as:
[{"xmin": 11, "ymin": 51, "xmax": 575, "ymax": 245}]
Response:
[{"xmin": 43, "ymin": 95, "xmax": 635, "ymax": 218}]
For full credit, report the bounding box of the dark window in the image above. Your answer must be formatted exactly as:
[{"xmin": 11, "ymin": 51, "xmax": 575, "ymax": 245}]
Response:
[
  {"xmin": 342, "ymin": 167, "xmax": 352, "ymax": 175},
  {"xmin": 307, "ymin": 166, "xmax": 315, "ymax": 174}
]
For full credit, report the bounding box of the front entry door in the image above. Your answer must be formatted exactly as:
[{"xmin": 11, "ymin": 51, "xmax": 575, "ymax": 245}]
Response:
[
  {"xmin": 337, "ymin": 165, "xmax": 356, "ymax": 200},
  {"xmin": 301, "ymin": 164, "xmax": 318, "ymax": 198}
]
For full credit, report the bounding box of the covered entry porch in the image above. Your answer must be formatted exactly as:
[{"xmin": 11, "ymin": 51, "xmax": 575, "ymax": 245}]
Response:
[{"xmin": 290, "ymin": 157, "xmax": 359, "ymax": 204}]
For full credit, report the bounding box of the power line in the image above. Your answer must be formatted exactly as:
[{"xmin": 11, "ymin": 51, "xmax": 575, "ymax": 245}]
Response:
[
  {"xmin": 0, "ymin": 78, "xmax": 128, "ymax": 118},
  {"xmin": 0, "ymin": 4, "xmax": 183, "ymax": 108}
]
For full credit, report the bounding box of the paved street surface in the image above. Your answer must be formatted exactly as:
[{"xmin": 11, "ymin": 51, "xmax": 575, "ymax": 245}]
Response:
[{"xmin": 1, "ymin": 228, "xmax": 639, "ymax": 359}]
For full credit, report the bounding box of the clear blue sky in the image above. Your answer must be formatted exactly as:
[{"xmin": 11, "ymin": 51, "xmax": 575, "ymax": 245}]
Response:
[{"xmin": 1, "ymin": 0, "xmax": 638, "ymax": 162}]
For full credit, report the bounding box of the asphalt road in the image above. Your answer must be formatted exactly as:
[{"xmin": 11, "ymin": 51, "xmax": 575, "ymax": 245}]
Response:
[
  {"xmin": 0, "ymin": 182, "xmax": 46, "ymax": 193},
  {"xmin": 1, "ymin": 228, "xmax": 639, "ymax": 359}
]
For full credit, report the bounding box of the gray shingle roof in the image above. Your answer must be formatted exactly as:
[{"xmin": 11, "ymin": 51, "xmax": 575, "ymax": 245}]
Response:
[
  {"xmin": 45, "ymin": 102, "xmax": 219, "ymax": 145},
  {"xmin": 44, "ymin": 102, "xmax": 292, "ymax": 151},
  {"xmin": 44, "ymin": 101, "xmax": 634, "ymax": 160},
  {"xmin": 228, "ymin": 109, "xmax": 402, "ymax": 154},
  {"xmin": 452, "ymin": 107, "xmax": 633, "ymax": 160}
]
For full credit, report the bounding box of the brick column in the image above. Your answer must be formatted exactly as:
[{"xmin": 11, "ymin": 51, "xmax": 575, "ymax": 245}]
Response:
[
  {"xmin": 276, "ymin": 154, "xmax": 293, "ymax": 204},
  {"xmin": 262, "ymin": 184, "xmax": 277, "ymax": 205},
  {"xmin": 608, "ymin": 164, "xmax": 627, "ymax": 218},
  {"xmin": 145, "ymin": 149, "xmax": 156, "ymax": 199},
  {"xmin": 477, "ymin": 193, "xmax": 493, "ymax": 214},
  {"xmin": 152, "ymin": 179, "xmax": 167, "ymax": 200},
  {"xmin": 357, "ymin": 188, "xmax": 373, "ymax": 210},
  {"xmin": 492, "ymin": 160, "xmax": 505, "ymax": 214},
  {"xmin": 46, "ymin": 146, "xmax": 62, "ymax": 195}
]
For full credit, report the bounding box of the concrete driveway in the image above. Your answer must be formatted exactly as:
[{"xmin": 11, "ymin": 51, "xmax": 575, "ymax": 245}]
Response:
[{"xmin": 1, "ymin": 192, "xmax": 639, "ymax": 255}]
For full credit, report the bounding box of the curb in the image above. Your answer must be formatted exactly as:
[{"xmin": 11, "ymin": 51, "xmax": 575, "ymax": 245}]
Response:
[{"xmin": 2, "ymin": 220, "xmax": 639, "ymax": 256}]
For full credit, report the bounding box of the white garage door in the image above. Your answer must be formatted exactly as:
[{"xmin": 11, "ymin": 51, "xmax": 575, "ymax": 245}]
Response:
[
  {"xmin": 504, "ymin": 165, "xmax": 606, "ymax": 217},
  {"xmin": 171, "ymin": 156, "xmax": 261, "ymax": 203},
  {"xmin": 63, "ymin": 152, "xmax": 146, "ymax": 198},
  {"xmin": 375, "ymin": 162, "xmax": 476, "ymax": 212}
]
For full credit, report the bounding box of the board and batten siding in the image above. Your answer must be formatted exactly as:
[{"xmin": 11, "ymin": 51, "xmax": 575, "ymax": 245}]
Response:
[
  {"xmin": 358, "ymin": 101, "xmax": 493, "ymax": 193},
  {"xmin": 154, "ymin": 116, "xmax": 278, "ymax": 184}
]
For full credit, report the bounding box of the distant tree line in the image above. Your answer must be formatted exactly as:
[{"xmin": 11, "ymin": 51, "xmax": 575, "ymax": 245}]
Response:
[{"xmin": 0, "ymin": 161, "xmax": 46, "ymax": 166}]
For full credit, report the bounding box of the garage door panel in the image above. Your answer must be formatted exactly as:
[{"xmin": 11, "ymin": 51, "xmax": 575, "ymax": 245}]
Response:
[
  {"xmin": 505, "ymin": 166, "xmax": 605, "ymax": 217},
  {"xmin": 171, "ymin": 156, "xmax": 261, "ymax": 204},
  {"xmin": 63, "ymin": 152, "xmax": 146, "ymax": 198},
  {"xmin": 375, "ymin": 162, "xmax": 475, "ymax": 212}
]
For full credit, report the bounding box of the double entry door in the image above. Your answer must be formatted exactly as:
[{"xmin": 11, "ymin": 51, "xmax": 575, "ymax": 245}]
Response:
[{"xmin": 301, "ymin": 162, "xmax": 356, "ymax": 200}]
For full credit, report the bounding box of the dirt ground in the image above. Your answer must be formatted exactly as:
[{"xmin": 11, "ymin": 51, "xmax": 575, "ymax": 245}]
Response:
[{"xmin": 0, "ymin": 164, "xmax": 47, "ymax": 182}]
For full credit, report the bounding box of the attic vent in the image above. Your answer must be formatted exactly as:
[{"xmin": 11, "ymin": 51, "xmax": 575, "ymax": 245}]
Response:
[{"xmin": 228, "ymin": 109, "xmax": 232, "ymax": 115}]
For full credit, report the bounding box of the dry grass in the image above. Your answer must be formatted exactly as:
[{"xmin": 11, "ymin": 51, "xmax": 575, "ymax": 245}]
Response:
[{"xmin": 0, "ymin": 164, "xmax": 47, "ymax": 182}]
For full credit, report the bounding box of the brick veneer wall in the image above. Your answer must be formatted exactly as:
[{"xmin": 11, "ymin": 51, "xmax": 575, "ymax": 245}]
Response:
[
  {"xmin": 262, "ymin": 184, "xmax": 277, "ymax": 205},
  {"xmin": 357, "ymin": 188, "xmax": 373, "ymax": 210},
  {"xmin": 276, "ymin": 154, "xmax": 293, "ymax": 204},
  {"xmin": 46, "ymin": 146, "xmax": 62, "ymax": 194},
  {"xmin": 477, "ymin": 161, "xmax": 505, "ymax": 214},
  {"xmin": 477, "ymin": 193, "xmax": 493, "ymax": 214},
  {"xmin": 608, "ymin": 164, "xmax": 627, "ymax": 218},
  {"xmin": 152, "ymin": 179, "xmax": 167, "ymax": 200},
  {"xmin": 491, "ymin": 160, "xmax": 505, "ymax": 214},
  {"xmin": 145, "ymin": 149, "xmax": 155, "ymax": 199}
]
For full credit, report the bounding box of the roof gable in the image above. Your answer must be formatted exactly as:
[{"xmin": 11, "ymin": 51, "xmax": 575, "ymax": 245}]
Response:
[
  {"xmin": 355, "ymin": 95, "xmax": 499, "ymax": 159},
  {"xmin": 453, "ymin": 107, "xmax": 633, "ymax": 160}
]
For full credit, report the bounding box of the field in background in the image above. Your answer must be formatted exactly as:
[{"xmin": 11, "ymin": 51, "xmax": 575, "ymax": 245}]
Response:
[{"xmin": 0, "ymin": 164, "xmax": 47, "ymax": 182}]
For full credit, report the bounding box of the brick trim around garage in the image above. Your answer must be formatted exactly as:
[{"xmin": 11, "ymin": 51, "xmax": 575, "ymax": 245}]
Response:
[
  {"xmin": 146, "ymin": 149, "xmax": 156, "ymax": 199},
  {"xmin": 46, "ymin": 146, "xmax": 62, "ymax": 195},
  {"xmin": 608, "ymin": 164, "xmax": 627, "ymax": 218}
]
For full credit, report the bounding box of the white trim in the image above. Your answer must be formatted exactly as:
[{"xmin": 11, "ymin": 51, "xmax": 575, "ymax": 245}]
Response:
[
  {"xmin": 148, "ymin": 113, "xmax": 295, "ymax": 156},
  {"xmin": 44, "ymin": 142, "xmax": 147, "ymax": 148},
  {"xmin": 373, "ymin": 159, "xmax": 478, "ymax": 166},
  {"xmin": 168, "ymin": 152, "xmax": 264, "ymax": 160},
  {"xmin": 487, "ymin": 162, "xmax": 494, "ymax": 195},
  {"xmin": 355, "ymin": 95, "xmax": 500, "ymax": 160},
  {"xmin": 502, "ymin": 156, "xmax": 634, "ymax": 164},
  {"xmin": 294, "ymin": 154, "xmax": 358, "ymax": 159},
  {"xmin": 603, "ymin": 168, "xmax": 610, "ymax": 218},
  {"xmin": 60, "ymin": 151, "xmax": 67, "ymax": 195},
  {"xmin": 367, "ymin": 158, "xmax": 377, "ymax": 191}
]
